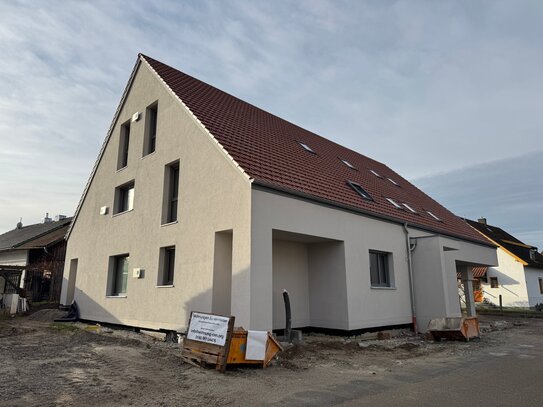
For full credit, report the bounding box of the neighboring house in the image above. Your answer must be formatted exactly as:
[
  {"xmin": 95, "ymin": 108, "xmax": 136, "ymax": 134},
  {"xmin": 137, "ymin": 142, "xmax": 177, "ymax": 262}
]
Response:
[
  {"xmin": 0, "ymin": 215, "xmax": 71, "ymax": 314},
  {"xmin": 61, "ymin": 54, "xmax": 497, "ymax": 334},
  {"xmin": 466, "ymin": 218, "xmax": 543, "ymax": 307}
]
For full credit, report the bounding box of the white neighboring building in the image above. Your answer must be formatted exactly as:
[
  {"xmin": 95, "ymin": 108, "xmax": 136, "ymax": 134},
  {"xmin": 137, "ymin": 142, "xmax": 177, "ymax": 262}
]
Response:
[
  {"xmin": 60, "ymin": 54, "xmax": 497, "ymax": 333},
  {"xmin": 466, "ymin": 218, "xmax": 543, "ymax": 307}
]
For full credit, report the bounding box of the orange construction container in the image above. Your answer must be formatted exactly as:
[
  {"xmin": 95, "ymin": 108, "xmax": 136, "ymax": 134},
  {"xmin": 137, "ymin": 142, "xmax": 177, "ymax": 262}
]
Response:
[{"xmin": 227, "ymin": 328, "xmax": 283, "ymax": 368}]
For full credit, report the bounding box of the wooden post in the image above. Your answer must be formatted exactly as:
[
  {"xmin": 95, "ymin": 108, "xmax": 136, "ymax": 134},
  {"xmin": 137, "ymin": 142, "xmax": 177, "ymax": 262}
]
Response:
[{"xmin": 499, "ymin": 295, "xmax": 503, "ymax": 314}]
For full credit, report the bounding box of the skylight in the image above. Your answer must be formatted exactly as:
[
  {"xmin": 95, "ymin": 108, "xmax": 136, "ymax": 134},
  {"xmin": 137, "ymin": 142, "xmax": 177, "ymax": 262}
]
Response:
[
  {"xmin": 427, "ymin": 211, "xmax": 441, "ymax": 221},
  {"xmin": 347, "ymin": 181, "xmax": 373, "ymax": 201},
  {"xmin": 370, "ymin": 170, "xmax": 382, "ymax": 178},
  {"xmin": 385, "ymin": 198, "xmax": 402, "ymax": 209},
  {"xmin": 299, "ymin": 142, "xmax": 315, "ymax": 153},
  {"xmin": 340, "ymin": 159, "xmax": 356, "ymax": 169},
  {"xmin": 402, "ymin": 203, "xmax": 417, "ymax": 213},
  {"xmin": 387, "ymin": 178, "xmax": 399, "ymax": 186}
]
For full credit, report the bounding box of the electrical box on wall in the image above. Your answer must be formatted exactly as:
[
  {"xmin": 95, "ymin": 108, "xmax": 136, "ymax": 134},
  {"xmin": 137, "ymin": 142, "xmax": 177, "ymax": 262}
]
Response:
[
  {"xmin": 133, "ymin": 268, "xmax": 144, "ymax": 278},
  {"xmin": 100, "ymin": 206, "xmax": 109, "ymax": 215},
  {"xmin": 132, "ymin": 112, "xmax": 141, "ymax": 122}
]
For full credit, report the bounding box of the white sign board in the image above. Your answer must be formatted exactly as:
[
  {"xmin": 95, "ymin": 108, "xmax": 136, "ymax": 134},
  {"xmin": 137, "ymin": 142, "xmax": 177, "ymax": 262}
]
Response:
[
  {"xmin": 245, "ymin": 330, "xmax": 267, "ymax": 361},
  {"xmin": 186, "ymin": 312, "xmax": 230, "ymax": 346}
]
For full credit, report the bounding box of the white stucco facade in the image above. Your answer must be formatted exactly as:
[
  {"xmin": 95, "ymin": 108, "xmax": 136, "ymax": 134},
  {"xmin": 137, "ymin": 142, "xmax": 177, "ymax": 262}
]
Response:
[{"xmin": 480, "ymin": 247, "xmax": 543, "ymax": 307}]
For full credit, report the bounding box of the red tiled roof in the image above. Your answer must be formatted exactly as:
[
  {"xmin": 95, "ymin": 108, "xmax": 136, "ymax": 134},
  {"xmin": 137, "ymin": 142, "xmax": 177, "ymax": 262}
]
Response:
[
  {"xmin": 472, "ymin": 267, "xmax": 488, "ymax": 278},
  {"xmin": 142, "ymin": 54, "xmax": 489, "ymax": 245}
]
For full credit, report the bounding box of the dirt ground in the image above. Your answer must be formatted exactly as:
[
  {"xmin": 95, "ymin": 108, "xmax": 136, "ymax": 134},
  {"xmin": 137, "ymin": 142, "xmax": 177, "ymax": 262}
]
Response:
[{"xmin": 0, "ymin": 310, "xmax": 534, "ymax": 406}]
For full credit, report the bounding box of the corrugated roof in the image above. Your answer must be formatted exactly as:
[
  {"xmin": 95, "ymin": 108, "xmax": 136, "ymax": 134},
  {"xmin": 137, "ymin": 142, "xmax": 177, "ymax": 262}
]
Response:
[
  {"xmin": 141, "ymin": 54, "xmax": 489, "ymax": 245},
  {"xmin": 0, "ymin": 218, "xmax": 72, "ymax": 250},
  {"xmin": 466, "ymin": 219, "xmax": 543, "ymax": 269}
]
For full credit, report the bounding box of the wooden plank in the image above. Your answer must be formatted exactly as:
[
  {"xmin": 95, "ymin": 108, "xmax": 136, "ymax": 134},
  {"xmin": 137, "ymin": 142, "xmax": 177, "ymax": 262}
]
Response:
[
  {"xmin": 183, "ymin": 338, "xmax": 223, "ymax": 354},
  {"xmin": 216, "ymin": 316, "xmax": 235, "ymax": 373},
  {"xmin": 182, "ymin": 349, "xmax": 220, "ymax": 365}
]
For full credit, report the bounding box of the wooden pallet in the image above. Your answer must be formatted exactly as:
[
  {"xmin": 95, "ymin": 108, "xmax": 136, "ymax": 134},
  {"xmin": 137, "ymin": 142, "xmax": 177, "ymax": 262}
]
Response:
[{"xmin": 182, "ymin": 312, "xmax": 235, "ymax": 373}]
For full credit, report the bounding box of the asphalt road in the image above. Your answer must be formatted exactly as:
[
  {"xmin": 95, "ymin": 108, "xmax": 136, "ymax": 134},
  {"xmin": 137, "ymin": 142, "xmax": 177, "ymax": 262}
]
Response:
[{"xmin": 281, "ymin": 316, "xmax": 543, "ymax": 407}]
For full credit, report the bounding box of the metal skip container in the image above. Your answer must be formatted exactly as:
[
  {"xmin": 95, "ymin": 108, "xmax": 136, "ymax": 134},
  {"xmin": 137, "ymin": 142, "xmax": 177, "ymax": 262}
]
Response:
[
  {"xmin": 427, "ymin": 317, "xmax": 480, "ymax": 341},
  {"xmin": 227, "ymin": 328, "xmax": 283, "ymax": 368}
]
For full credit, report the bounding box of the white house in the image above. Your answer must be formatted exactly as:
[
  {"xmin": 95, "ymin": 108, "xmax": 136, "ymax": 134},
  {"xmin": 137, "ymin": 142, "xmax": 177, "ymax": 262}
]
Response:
[
  {"xmin": 466, "ymin": 218, "xmax": 543, "ymax": 307},
  {"xmin": 60, "ymin": 54, "xmax": 497, "ymax": 334}
]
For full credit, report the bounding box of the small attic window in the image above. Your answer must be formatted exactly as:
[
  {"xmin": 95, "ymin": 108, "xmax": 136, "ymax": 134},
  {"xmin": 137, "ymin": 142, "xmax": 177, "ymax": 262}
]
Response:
[
  {"xmin": 385, "ymin": 198, "xmax": 402, "ymax": 209},
  {"xmin": 299, "ymin": 142, "xmax": 315, "ymax": 154},
  {"xmin": 340, "ymin": 159, "xmax": 356, "ymax": 169},
  {"xmin": 347, "ymin": 181, "xmax": 373, "ymax": 201},
  {"xmin": 388, "ymin": 178, "xmax": 399, "ymax": 186},
  {"xmin": 402, "ymin": 203, "xmax": 417, "ymax": 213},
  {"xmin": 427, "ymin": 211, "xmax": 441, "ymax": 221},
  {"xmin": 370, "ymin": 170, "xmax": 383, "ymax": 178}
]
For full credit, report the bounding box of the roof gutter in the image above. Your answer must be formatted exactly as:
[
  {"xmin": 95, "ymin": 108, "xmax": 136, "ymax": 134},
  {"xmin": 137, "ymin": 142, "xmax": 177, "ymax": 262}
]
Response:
[{"xmin": 252, "ymin": 180, "xmax": 496, "ymax": 248}]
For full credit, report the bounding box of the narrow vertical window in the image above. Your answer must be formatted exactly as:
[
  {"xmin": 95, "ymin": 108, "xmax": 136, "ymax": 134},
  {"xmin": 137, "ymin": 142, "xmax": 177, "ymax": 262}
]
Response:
[
  {"xmin": 162, "ymin": 161, "xmax": 179, "ymax": 224},
  {"xmin": 539, "ymin": 278, "xmax": 543, "ymax": 294},
  {"xmin": 117, "ymin": 121, "xmax": 130, "ymax": 169},
  {"xmin": 158, "ymin": 246, "xmax": 176, "ymax": 286},
  {"xmin": 143, "ymin": 102, "xmax": 158, "ymax": 156},
  {"xmin": 108, "ymin": 254, "xmax": 129, "ymax": 296}
]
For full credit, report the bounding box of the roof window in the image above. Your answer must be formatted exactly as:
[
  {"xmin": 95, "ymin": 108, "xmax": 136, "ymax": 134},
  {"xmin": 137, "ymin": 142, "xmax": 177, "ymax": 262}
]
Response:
[
  {"xmin": 299, "ymin": 142, "xmax": 315, "ymax": 154},
  {"xmin": 402, "ymin": 203, "xmax": 417, "ymax": 213},
  {"xmin": 385, "ymin": 198, "xmax": 402, "ymax": 209},
  {"xmin": 387, "ymin": 178, "xmax": 399, "ymax": 186},
  {"xmin": 370, "ymin": 170, "xmax": 383, "ymax": 178},
  {"xmin": 427, "ymin": 211, "xmax": 441, "ymax": 221},
  {"xmin": 340, "ymin": 159, "xmax": 356, "ymax": 169},
  {"xmin": 347, "ymin": 181, "xmax": 373, "ymax": 201}
]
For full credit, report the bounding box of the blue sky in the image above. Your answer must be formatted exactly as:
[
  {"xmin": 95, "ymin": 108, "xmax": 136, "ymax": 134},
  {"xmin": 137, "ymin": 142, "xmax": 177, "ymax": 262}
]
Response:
[{"xmin": 0, "ymin": 0, "xmax": 542, "ymax": 248}]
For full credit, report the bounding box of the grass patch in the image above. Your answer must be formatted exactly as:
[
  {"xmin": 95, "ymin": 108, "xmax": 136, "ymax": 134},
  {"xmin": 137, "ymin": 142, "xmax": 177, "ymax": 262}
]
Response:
[{"xmin": 49, "ymin": 322, "xmax": 80, "ymax": 332}]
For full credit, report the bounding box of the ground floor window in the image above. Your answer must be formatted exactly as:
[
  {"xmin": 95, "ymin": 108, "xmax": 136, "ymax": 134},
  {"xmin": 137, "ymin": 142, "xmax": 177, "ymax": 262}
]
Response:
[
  {"xmin": 158, "ymin": 246, "xmax": 175, "ymax": 286},
  {"xmin": 369, "ymin": 250, "xmax": 392, "ymax": 287},
  {"xmin": 109, "ymin": 254, "xmax": 129, "ymax": 295}
]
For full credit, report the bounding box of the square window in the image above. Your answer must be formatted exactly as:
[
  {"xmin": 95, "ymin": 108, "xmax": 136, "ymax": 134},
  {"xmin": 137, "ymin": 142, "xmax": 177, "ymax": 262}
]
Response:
[
  {"xmin": 387, "ymin": 177, "xmax": 399, "ymax": 186},
  {"xmin": 427, "ymin": 211, "xmax": 441, "ymax": 221},
  {"xmin": 369, "ymin": 250, "xmax": 392, "ymax": 287},
  {"xmin": 114, "ymin": 181, "xmax": 135, "ymax": 214},
  {"xmin": 108, "ymin": 254, "xmax": 129, "ymax": 295},
  {"xmin": 117, "ymin": 121, "xmax": 130, "ymax": 169},
  {"xmin": 402, "ymin": 203, "xmax": 417, "ymax": 213},
  {"xmin": 298, "ymin": 142, "xmax": 315, "ymax": 153},
  {"xmin": 385, "ymin": 197, "xmax": 402, "ymax": 209},
  {"xmin": 143, "ymin": 102, "xmax": 158, "ymax": 156},
  {"xmin": 490, "ymin": 276, "xmax": 499, "ymax": 288},
  {"xmin": 347, "ymin": 180, "xmax": 373, "ymax": 201},
  {"xmin": 158, "ymin": 246, "xmax": 176, "ymax": 286},
  {"xmin": 340, "ymin": 158, "xmax": 356, "ymax": 169}
]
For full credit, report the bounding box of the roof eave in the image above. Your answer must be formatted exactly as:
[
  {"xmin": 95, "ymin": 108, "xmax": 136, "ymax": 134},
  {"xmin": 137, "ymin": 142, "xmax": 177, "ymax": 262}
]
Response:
[{"xmin": 252, "ymin": 180, "xmax": 495, "ymax": 248}]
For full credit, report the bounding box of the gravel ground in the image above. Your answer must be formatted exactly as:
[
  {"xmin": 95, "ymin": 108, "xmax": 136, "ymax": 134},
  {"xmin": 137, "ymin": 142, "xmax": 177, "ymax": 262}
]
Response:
[{"xmin": 0, "ymin": 310, "xmax": 524, "ymax": 406}]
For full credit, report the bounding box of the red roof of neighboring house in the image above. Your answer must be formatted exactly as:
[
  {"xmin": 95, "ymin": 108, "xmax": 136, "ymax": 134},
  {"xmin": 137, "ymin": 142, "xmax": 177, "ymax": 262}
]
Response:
[
  {"xmin": 136, "ymin": 55, "xmax": 489, "ymax": 245},
  {"xmin": 472, "ymin": 267, "xmax": 488, "ymax": 278}
]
